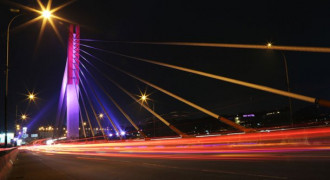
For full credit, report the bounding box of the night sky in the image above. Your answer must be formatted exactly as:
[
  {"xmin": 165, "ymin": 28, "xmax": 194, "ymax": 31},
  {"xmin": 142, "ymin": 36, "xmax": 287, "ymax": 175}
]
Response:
[{"xmin": 1, "ymin": 0, "xmax": 330, "ymax": 132}]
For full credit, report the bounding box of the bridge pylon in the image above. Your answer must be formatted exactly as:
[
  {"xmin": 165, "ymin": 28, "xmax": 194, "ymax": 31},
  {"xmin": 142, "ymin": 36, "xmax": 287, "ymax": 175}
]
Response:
[{"xmin": 66, "ymin": 24, "xmax": 80, "ymax": 139}]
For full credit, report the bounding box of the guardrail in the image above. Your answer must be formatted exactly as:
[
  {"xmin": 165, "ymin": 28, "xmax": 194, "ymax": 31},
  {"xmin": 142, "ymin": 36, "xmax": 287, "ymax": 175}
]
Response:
[{"xmin": 0, "ymin": 148, "xmax": 18, "ymax": 180}]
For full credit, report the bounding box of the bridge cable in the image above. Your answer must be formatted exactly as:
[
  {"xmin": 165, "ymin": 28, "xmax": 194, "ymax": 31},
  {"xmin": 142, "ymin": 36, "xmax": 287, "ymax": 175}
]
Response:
[
  {"xmin": 80, "ymin": 44, "xmax": 330, "ymax": 108},
  {"xmin": 80, "ymin": 67, "xmax": 122, "ymax": 139},
  {"xmin": 80, "ymin": 55, "xmax": 147, "ymax": 138},
  {"xmin": 79, "ymin": 40, "xmax": 330, "ymax": 54},
  {"xmin": 79, "ymin": 75, "xmax": 107, "ymax": 139},
  {"xmin": 79, "ymin": 58, "xmax": 188, "ymax": 137},
  {"xmin": 80, "ymin": 50, "xmax": 252, "ymax": 132},
  {"xmin": 78, "ymin": 88, "xmax": 95, "ymax": 138},
  {"xmin": 72, "ymin": 62, "xmax": 86, "ymax": 138}
]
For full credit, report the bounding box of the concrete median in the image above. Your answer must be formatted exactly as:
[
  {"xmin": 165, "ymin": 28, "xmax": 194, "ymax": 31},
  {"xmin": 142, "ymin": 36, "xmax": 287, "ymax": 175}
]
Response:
[{"xmin": 0, "ymin": 148, "xmax": 18, "ymax": 180}]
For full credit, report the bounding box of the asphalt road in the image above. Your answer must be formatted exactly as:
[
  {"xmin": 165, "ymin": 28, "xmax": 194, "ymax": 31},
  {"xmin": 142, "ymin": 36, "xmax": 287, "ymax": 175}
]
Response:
[{"xmin": 8, "ymin": 149, "xmax": 330, "ymax": 180}]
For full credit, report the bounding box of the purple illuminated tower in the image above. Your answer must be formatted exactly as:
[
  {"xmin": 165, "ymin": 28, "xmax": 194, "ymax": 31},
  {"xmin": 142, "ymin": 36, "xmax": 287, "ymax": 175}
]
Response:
[{"xmin": 66, "ymin": 25, "xmax": 80, "ymax": 139}]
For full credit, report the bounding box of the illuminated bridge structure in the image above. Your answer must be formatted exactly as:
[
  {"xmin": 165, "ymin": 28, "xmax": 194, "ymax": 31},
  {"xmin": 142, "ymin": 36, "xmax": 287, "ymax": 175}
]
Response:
[
  {"xmin": 58, "ymin": 24, "xmax": 81, "ymax": 139},
  {"xmin": 55, "ymin": 24, "xmax": 330, "ymax": 141}
]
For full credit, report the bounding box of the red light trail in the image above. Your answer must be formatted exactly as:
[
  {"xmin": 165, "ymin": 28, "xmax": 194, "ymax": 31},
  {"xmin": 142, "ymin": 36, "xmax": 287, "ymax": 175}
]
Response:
[{"xmin": 22, "ymin": 127, "xmax": 330, "ymax": 161}]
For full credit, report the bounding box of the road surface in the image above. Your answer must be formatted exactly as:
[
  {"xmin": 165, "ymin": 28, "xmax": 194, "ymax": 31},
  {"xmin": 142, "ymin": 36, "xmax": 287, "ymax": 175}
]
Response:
[{"xmin": 8, "ymin": 149, "xmax": 330, "ymax": 180}]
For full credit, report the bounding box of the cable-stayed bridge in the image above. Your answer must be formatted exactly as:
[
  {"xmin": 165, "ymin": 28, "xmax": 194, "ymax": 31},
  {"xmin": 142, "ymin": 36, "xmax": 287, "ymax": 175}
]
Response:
[{"xmin": 6, "ymin": 25, "xmax": 330, "ymax": 180}]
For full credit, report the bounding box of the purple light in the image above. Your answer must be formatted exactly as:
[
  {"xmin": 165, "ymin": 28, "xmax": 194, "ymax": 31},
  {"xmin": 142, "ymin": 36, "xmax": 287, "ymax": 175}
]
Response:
[
  {"xmin": 109, "ymin": 133, "xmax": 113, "ymax": 137},
  {"xmin": 243, "ymin": 114, "xmax": 255, "ymax": 117},
  {"xmin": 120, "ymin": 131, "xmax": 126, "ymax": 136},
  {"xmin": 66, "ymin": 84, "xmax": 79, "ymax": 138},
  {"xmin": 66, "ymin": 25, "xmax": 80, "ymax": 139}
]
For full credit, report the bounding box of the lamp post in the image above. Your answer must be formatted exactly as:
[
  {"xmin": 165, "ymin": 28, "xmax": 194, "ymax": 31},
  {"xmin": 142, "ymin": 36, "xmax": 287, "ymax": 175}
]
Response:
[
  {"xmin": 4, "ymin": 0, "xmax": 69, "ymax": 146},
  {"xmin": 267, "ymin": 43, "xmax": 293, "ymax": 127},
  {"xmin": 281, "ymin": 52, "xmax": 293, "ymax": 127},
  {"xmin": 140, "ymin": 93, "xmax": 156, "ymax": 137},
  {"xmin": 4, "ymin": 12, "xmax": 22, "ymax": 147}
]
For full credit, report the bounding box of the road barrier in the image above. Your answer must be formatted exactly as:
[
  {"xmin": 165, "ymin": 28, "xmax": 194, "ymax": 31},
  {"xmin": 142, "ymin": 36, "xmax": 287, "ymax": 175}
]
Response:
[{"xmin": 0, "ymin": 148, "xmax": 18, "ymax": 180}]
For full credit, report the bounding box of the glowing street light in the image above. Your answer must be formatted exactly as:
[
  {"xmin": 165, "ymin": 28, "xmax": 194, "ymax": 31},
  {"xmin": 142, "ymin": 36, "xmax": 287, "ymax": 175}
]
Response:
[
  {"xmin": 99, "ymin": 113, "xmax": 104, "ymax": 119},
  {"xmin": 267, "ymin": 42, "xmax": 272, "ymax": 48},
  {"xmin": 42, "ymin": 10, "xmax": 52, "ymax": 19},
  {"xmin": 28, "ymin": 93, "xmax": 36, "ymax": 101},
  {"xmin": 141, "ymin": 95, "xmax": 147, "ymax": 102},
  {"xmin": 21, "ymin": 114, "xmax": 27, "ymax": 120},
  {"xmin": 139, "ymin": 92, "xmax": 149, "ymax": 104},
  {"xmin": 3, "ymin": 0, "xmax": 75, "ymax": 147}
]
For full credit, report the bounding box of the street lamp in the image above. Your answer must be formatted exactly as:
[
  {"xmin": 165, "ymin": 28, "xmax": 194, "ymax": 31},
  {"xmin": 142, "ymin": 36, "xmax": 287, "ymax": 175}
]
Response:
[
  {"xmin": 4, "ymin": 1, "xmax": 73, "ymax": 146},
  {"xmin": 281, "ymin": 51, "xmax": 293, "ymax": 127},
  {"xmin": 21, "ymin": 114, "xmax": 27, "ymax": 120},
  {"xmin": 266, "ymin": 42, "xmax": 293, "ymax": 126},
  {"xmin": 42, "ymin": 10, "xmax": 52, "ymax": 19},
  {"xmin": 139, "ymin": 93, "xmax": 149, "ymax": 105},
  {"xmin": 139, "ymin": 92, "xmax": 156, "ymax": 137},
  {"xmin": 99, "ymin": 113, "xmax": 104, "ymax": 119},
  {"xmin": 4, "ymin": 9, "xmax": 22, "ymax": 147},
  {"xmin": 267, "ymin": 42, "xmax": 272, "ymax": 48},
  {"xmin": 28, "ymin": 93, "xmax": 36, "ymax": 101},
  {"xmin": 141, "ymin": 95, "xmax": 147, "ymax": 102},
  {"xmin": 4, "ymin": 2, "xmax": 53, "ymax": 147}
]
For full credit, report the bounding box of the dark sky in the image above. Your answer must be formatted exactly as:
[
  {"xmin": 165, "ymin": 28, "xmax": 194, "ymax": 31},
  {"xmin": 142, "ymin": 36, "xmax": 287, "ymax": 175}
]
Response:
[{"xmin": 1, "ymin": 0, "xmax": 330, "ymax": 132}]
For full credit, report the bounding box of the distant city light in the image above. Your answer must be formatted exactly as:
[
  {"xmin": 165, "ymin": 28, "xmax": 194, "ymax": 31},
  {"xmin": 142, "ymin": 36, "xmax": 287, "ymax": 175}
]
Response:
[
  {"xmin": 120, "ymin": 131, "xmax": 126, "ymax": 136},
  {"xmin": 109, "ymin": 133, "xmax": 113, "ymax": 137},
  {"xmin": 243, "ymin": 114, "xmax": 255, "ymax": 117},
  {"xmin": 23, "ymin": 127, "xmax": 27, "ymax": 134}
]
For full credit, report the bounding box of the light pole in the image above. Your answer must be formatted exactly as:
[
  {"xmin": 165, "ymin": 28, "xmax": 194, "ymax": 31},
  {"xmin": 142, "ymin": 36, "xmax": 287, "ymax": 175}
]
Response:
[
  {"xmin": 139, "ymin": 93, "xmax": 156, "ymax": 137},
  {"xmin": 14, "ymin": 92, "xmax": 37, "ymax": 137},
  {"xmin": 281, "ymin": 51, "xmax": 293, "ymax": 127},
  {"xmin": 4, "ymin": 12, "xmax": 22, "ymax": 147},
  {"xmin": 267, "ymin": 43, "xmax": 293, "ymax": 127},
  {"xmin": 4, "ymin": 0, "xmax": 69, "ymax": 146}
]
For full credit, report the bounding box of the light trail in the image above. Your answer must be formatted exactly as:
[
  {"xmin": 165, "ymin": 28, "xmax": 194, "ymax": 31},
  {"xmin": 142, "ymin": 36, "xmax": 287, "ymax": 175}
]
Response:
[
  {"xmin": 22, "ymin": 127, "xmax": 330, "ymax": 161},
  {"xmin": 80, "ymin": 44, "xmax": 330, "ymax": 108}
]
